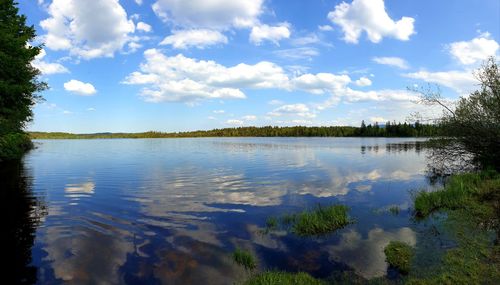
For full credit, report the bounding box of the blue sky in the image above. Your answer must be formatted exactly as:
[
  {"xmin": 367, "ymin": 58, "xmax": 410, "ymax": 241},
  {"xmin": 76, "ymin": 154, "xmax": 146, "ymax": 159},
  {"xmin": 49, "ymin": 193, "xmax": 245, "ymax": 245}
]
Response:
[{"xmin": 21, "ymin": 0, "xmax": 500, "ymax": 133}]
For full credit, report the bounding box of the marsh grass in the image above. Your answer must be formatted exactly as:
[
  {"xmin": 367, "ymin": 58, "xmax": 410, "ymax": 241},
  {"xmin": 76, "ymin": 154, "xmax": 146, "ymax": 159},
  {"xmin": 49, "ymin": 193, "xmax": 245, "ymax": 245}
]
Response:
[
  {"xmin": 265, "ymin": 204, "xmax": 352, "ymax": 237},
  {"xmin": 413, "ymin": 172, "xmax": 499, "ymax": 218},
  {"xmin": 233, "ymin": 248, "xmax": 257, "ymax": 271},
  {"xmin": 406, "ymin": 171, "xmax": 500, "ymax": 283},
  {"xmin": 244, "ymin": 271, "xmax": 324, "ymax": 285},
  {"xmin": 384, "ymin": 241, "xmax": 414, "ymax": 274},
  {"xmin": 388, "ymin": 205, "xmax": 401, "ymax": 215}
]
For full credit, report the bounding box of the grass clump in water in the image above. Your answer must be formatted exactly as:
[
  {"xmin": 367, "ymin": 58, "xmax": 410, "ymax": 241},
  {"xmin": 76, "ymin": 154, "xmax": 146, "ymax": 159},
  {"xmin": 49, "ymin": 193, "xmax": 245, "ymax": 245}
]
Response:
[
  {"xmin": 244, "ymin": 271, "xmax": 324, "ymax": 285},
  {"xmin": 291, "ymin": 204, "xmax": 352, "ymax": 236},
  {"xmin": 413, "ymin": 172, "xmax": 497, "ymax": 218},
  {"xmin": 264, "ymin": 204, "xmax": 352, "ymax": 236},
  {"xmin": 384, "ymin": 241, "xmax": 414, "ymax": 274},
  {"xmin": 233, "ymin": 248, "xmax": 257, "ymax": 270},
  {"xmin": 388, "ymin": 205, "xmax": 401, "ymax": 215}
]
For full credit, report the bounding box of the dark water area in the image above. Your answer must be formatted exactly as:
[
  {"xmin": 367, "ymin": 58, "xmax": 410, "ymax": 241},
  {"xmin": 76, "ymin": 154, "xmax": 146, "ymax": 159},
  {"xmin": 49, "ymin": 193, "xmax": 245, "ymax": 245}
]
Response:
[{"xmin": 5, "ymin": 138, "xmax": 433, "ymax": 284}]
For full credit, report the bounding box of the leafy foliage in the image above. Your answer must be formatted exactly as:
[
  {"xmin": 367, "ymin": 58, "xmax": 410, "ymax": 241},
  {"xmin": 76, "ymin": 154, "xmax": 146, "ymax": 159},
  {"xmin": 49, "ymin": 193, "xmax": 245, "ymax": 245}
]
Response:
[
  {"xmin": 0, "ymin": 0, "xmax": 46, "ymax": 135},
  {"xmin": 0, "ymin": 0, "xmax": 44, "ymax": 160},
  {"xmin": 418, "ymin": 57, "xmax": 500, "ymax": 173}
]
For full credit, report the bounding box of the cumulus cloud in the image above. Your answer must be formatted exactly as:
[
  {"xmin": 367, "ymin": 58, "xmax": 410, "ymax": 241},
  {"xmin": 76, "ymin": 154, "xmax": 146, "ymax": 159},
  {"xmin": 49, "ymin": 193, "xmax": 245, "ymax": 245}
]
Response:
[
  {"xmin": 160, "ymin": 29, "xmax": 228, "ymax": 49},
  {"xmin": 328, "ymin": 0, "xmax": 415, "ymax": 43},
  {"xmin": 404, "ymin": 70, "xmax": 478, "ymax": 94},
  {"xmin": 448, "ymin": 33, "xmax": 499, "ymax": 65},
  {"xmin": 136, "ymin": 22, "xmax": 152, "ymax": 32},
  {"xmin": 32, "ymin": 49, "xmax": 69, "ymax": 75},
  {"xmin": 123, "ymin": 49, "xmax": 289, "ymax": 102},
  {"xmin": 64, "ymin": 79, "xmax": 97, "ymax": 95},
  {"xmin": 124, "ymin": 49, "xmax": 422, "ymax": 109},
  {"xmin": 355, "ymin": 77, "xmax": 372, "ymax": 87},
  {"xmin": 152, "ymin": 0, "xmax": 263, "ymax": 29},
  {"xmin": 290, "ymin": 73, "xmax": 351, "ymax": 94},
  {"xmin": 40, "ymin": 0, "xmax": 136, "ymax": 59},
  {"xmin": 249, "ymin": 23, "xmax": 291, "ymax": 45},
  {"xmin": 372, "ymin": 56, "xmax": 409, "ymax": 69},
  {"xmin": 269, "ymin": 104, "xmax": 316, "ymax": 118}
]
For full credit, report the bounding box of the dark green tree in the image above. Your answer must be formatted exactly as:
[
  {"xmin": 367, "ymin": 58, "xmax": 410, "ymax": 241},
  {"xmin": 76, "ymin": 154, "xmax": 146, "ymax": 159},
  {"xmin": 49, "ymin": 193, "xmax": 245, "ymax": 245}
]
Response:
[
  {"xmin": 416, "ymin": 57, "xmax": 500, "ymax": 173},
  {"xmin": 0, "ymin": 0, "xmax": 46, "ymax": 136}
]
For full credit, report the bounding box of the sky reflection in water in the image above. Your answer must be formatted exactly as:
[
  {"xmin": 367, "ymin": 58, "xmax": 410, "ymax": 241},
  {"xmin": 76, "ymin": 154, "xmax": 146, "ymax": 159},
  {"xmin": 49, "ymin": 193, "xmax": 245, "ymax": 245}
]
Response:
[{"xmin": 16, "ymin": 138, "xmax": 429, "ymax": 284}]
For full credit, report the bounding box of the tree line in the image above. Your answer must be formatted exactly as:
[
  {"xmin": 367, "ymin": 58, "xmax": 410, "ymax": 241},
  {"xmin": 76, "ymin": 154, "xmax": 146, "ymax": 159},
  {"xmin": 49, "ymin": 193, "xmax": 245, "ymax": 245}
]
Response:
[{"xmin": 30, "ymin": 122, "xmax": 439, "ymax": 139}]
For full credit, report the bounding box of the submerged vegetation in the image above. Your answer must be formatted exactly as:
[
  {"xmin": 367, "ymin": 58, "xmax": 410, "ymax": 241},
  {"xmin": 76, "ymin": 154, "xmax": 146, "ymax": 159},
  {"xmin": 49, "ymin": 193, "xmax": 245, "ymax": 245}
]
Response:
[
  {"xmin": 243, "ymin": 271, "xmax": 324, "ymax": 285},
  {"xmin": 384, "ymin": 241, "xmax": 414, "ymax": 274},
  {"xmin": 233, "ymin": 248, "xmax": 257, "ymax": 271},
  {"xmin": 266, "ymin": 204, "xmax": 352, "ymax": 237},
  {"xmin": 404, "ymin": 172, "xmax": 500, "ymax": 283}
]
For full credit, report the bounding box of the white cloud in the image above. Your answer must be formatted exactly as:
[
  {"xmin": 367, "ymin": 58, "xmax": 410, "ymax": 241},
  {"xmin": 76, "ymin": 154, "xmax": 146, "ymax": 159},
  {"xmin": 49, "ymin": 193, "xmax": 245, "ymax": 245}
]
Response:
[
  {"xmin": 355, "ymin": 77, "xmax": 372, "ymax": 87},
  {"xmin": 269, "ymin": 104, "xmax": 316, "ymax": 118},
  {"xmin": 160, "ymin": 29, "xmax": 228, "ymax": 49},
  {"xmin": 32, "ymin": 49, "xmax": 69, "ymax": 75},
  {"xmin": 213, "ymin": 110, "xmax": 225, "ymax": 114},
  {"xmin": 274, "ymin": 47, "xmax": 319, "ymax": 60},
  {"xmin": 268, "ymin": 99, "xmax": 284, "ymax": 105},
  {"xmin": 87, "ymin": 107, "xmax": 96, "ymax": 111},
  {"xmin": 372, "ymin": 56, "xmax": 409, "ymax": 69},
  {"xmin": 40, "ymin": 0, "xmax": 136, "ymax": 59},
  {"xmin": 291, "ymin": 73, "xmax": 351, "ymax": 94},
  {"xmin": 291, "ymin": 33, "xmax": 320, "ymax": 46},
  {"xmin": 250, "ymin": 23, "xmax": 291, "ymax": 45},
  {"xmin": 152, "ymin": 0, "xmax": 263, "ymax": 29},
  {"xmin": 226, "ymin": 119, "xmax": 244, "ymax": 125},
  {"xmin": 242, "ymin": 115, "xmax": 257, "ymax": 121},
  {"xmin": 134, "ymin": 0, "xmax": 143, "ymax": 5},
  {"xmin": 448, "ymin": 33, "xmax": 499, "ymax": 65},
  {"xmin": 123, "ymin": 49, "xmax": 289, "ymax": 102},
  {"xmin": 328, "ymin": 0, "xmax": 415, "ymax": 43},
  {"xmin": 64, "ymin": 79, "xmax": 97, "ymax": 96},
  {"xmin": 370, "ymin": 117, "xmax": 386, "ymax": 123},
  {"xmin": 318, "ymin": 25, "xmax": 333, "ymax": 31},
  {"xmin": 136, "ymin": 22, "xmax": 152, "ymax": 32},
  {"xmin": 404, "ymin": 70, "xmax": 478, "ymax": 94},
  {"xmin": 124, "ymin": 49, "xmax": 423, "ymax": 108}
]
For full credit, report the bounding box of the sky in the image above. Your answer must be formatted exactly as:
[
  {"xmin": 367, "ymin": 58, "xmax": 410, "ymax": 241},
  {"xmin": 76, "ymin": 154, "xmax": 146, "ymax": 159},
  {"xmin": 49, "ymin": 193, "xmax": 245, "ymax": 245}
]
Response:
[{"xmin": 20, "ymin": 0, "xmax": 500, "ymax": 133}]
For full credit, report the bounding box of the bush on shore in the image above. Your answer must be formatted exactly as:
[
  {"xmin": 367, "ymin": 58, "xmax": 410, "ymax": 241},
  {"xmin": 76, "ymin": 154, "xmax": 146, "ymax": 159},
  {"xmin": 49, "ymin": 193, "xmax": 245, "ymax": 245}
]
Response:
[{"xmin": 0, "ymin": 133, "xmax": 33, "ymax": 161}]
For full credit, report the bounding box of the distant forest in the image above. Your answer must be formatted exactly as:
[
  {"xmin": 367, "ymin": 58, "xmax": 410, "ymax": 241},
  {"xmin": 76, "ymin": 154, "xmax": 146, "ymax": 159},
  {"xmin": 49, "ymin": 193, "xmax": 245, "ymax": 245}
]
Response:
[{"xmin": 30, "ymin": 121, "xmax": 439, "ymax": 139}]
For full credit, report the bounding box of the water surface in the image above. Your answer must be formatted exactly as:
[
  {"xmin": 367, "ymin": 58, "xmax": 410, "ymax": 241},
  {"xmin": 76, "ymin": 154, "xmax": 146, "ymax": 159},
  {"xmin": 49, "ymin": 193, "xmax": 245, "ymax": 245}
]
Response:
[{"xmin": 7, "ymin": 138, "xmax": 431, "ymax": 284}]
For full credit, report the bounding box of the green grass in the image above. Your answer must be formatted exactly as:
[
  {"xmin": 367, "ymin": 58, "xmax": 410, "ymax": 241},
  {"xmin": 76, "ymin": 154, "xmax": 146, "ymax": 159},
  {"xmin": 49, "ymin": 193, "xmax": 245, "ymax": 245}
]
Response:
[
  {"xmin": 0, "ymin": 132, "xmax": 33, "ymax": 161},
  {"xmin": 384, "ymin": 241, "xmax": 414, "ymax": 274},
  {"xmin": 291, "ymin": 204, "xmax": 352, "ymax": 236},
  {"xmin": 233, "ymin": 248, "xmax": 257, "ymax": 270},
  {"xmin": 388, "ymin": 205, "xmax": 401, "ymax": 215},
  {"xmin": 406, "ymin": 172, "xmax": 500, "ymax": 283},
  {"xmin": 413, "ymin": 172, "xmax": 498, "ymax": 218},
  {"xmin": 243, "ymin": 271, "xmax": 324, "ymax": 285},
  {"xmin": 265, "ymin": 204, "xmax": 352, "ymax": 236}
]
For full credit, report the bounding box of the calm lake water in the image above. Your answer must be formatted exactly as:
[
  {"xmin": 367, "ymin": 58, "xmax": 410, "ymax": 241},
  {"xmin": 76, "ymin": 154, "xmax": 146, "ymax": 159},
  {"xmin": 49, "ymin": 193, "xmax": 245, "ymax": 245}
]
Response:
[{"xmin": 6, "ymin": 138, "xmax": 432, "ymax": 284}]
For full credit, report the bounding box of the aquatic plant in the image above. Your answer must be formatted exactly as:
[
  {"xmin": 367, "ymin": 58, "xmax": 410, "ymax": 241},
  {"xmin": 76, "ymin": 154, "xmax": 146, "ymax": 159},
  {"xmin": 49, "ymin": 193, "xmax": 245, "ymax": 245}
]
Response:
[
  {"xmin": 232, "ymin": 248, "xmax": 257, "ymax": 270},
  {"xmin": 384, "ymin": 241, "xmax": 414, "ymax": 274},
  {"xmin": 388, "ymin": 205, "xmax": 401, "ymax": 215},
  {"xmin": 244, "ymin": 271, "xmax": 324, "ymax": 285},
  {"xmin": 291, "ymin": 204, "xmax": 352, "ymax": 236}
]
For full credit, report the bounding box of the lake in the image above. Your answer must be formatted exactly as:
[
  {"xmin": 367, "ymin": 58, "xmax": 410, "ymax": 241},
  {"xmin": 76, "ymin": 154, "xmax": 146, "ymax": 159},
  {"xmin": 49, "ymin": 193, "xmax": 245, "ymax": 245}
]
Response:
[{"xmin": 6, "ymin": 137, "xmax": 432, "ymax": 284}]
